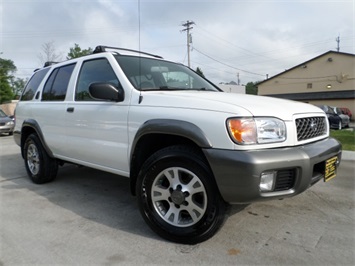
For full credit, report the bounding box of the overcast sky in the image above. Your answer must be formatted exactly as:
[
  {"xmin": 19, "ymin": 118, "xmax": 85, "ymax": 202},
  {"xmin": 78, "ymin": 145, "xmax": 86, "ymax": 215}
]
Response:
[{"xmin": 1, "ymin": 0, "xmax": 354, "ymax": 85}]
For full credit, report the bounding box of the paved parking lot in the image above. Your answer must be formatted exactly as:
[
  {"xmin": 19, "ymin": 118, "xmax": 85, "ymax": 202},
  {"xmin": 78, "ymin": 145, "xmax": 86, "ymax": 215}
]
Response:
[{"xmin": 1, "ymin": 134, "xmax": 354, "ymax": 265}]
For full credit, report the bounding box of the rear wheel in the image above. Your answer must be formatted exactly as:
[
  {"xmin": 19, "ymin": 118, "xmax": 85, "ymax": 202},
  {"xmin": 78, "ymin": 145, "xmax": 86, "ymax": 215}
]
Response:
[
  {"xmin": 23, "ymin": 134, "xmax": 58, "ymax": 184},
  {"xmin": 136, "ymin": 145, "xmax": 226, "ymax": 244}
]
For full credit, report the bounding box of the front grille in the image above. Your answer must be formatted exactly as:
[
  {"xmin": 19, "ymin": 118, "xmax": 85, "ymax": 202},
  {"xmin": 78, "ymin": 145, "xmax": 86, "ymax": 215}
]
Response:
[
  {"xmin": 296, "ymin": 117, "xmax": 326, "ymax": 141},
  {"xmin": 274, "ymin": 169, "xmax": 296, "ymax": 191},
  {"xmin": 0, "ymin": 122, "xmax": 5, "ymax": 126}
]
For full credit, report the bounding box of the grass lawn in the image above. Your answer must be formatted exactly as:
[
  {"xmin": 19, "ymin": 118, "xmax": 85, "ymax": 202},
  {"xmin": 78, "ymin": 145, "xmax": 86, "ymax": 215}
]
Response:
[{"xmin": 330, "ymin": 129, "xmax": 355, "ymax": 151}]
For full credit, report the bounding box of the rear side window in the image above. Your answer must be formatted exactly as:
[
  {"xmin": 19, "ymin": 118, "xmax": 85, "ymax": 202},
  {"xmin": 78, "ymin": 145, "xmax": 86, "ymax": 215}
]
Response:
[
  {"xmin": 20, "ymin": 68, "xmax": 50, "ymax": 101},
  {"xmin": 42, "ymin": 64, "xmax": 76, "ymax": 101}
]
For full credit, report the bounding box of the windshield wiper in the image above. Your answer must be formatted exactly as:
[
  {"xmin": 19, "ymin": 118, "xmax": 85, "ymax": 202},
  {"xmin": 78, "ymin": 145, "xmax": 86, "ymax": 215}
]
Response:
[
  {"xmin": 159, "ymin": 86, "xmax": 208, "ymax": 91},
  {"xmin": 141, "ymin": 86, "xmax": 208, "ymax": 91},
  {"xmin": 140, "ymin": 88, "xmax": 160, "ymax": 91},
  {"xmin": 159, "ymin": 86, "xmax": 185, "ymax": 90},
  {"xmin": 139, "ymin": 86, "xmax": 183, "ymax": 91}
]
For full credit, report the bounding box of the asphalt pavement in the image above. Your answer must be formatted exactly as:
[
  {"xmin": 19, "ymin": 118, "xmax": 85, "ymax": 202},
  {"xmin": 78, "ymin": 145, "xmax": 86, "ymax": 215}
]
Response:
[{"xmin": 0, "ymin": 135, "xmax": 354, "ymax": 265}]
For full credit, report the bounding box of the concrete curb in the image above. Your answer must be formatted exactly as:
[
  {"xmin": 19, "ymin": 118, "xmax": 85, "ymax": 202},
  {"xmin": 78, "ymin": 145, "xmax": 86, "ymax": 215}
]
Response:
[
  {"xmin": 339, "ymin": 122, "xmax": 354, "ymax": 161},
  {"xmin": 342, "ymin": 150, "xmax": 355, "ymax": 161}
]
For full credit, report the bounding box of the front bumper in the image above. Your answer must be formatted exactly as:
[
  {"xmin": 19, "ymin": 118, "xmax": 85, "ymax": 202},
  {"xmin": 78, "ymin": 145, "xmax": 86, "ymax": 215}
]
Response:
[
  {"xmin": 0, "ymin": 126, "xmax": 14, "ymax": 134},
  {"xmin": 203, "ymin": 137, "xmax": 342, "ymax": 204}
]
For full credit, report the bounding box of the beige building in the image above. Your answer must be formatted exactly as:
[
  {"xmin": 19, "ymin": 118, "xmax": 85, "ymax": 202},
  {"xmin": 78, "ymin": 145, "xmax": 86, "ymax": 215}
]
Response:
[
  {"xmin": 0, "ymin": 100, "xmax": 18, "ymax": 116},
  {"xmin": 257, "ymin": 51, "xmax": 355, "ymax": 120}
]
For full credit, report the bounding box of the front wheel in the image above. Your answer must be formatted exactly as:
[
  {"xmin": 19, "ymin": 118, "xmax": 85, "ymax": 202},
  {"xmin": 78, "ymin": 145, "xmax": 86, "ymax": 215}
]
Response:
[
  {"xmin": 136, "ymin": 145, "xmax": 226, "ymax": 244},
  {"xmin": 23, "ymin": 134, "xmax": 58, "ymax": 184}
]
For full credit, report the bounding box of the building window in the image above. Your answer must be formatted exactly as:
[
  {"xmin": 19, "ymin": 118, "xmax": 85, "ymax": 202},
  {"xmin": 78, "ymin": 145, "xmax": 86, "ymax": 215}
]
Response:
[{"xmin": 307, "ymin": 83, "xmax": 312, "ymax": 89}]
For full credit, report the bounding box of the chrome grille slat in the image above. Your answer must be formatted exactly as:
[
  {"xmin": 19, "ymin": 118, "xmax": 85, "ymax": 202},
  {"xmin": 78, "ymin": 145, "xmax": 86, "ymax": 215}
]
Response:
[{"xmin": 296, "ymin": 117, "xmax": 326, "ymax": 141}]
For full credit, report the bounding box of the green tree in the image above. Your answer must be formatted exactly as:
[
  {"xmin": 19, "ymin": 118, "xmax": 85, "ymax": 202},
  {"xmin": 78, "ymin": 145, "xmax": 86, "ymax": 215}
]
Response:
[
  {"xmin": 0, "ymin": 58, "xmax": 16, "ymax": 103},
  {"xmin": 67, "ymin": 43, "xmax": 93, "ymax": 59},
  {"xmin": 245, "ymin": 81, "xmax": 258, "ymax": 95},
  {"xmin": 12, "ymin": 77, "xmax": 28, "ymax": 99},
  {"xmin": 195, "ymin": 67, "xmax": 205, "ymax": 78}
]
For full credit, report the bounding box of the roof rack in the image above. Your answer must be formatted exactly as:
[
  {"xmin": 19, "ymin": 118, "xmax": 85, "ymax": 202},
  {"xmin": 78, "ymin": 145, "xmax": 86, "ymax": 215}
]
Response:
[
  {"xmin": 93, "ymin": 45, "xmax": 163, "ymax": 59},
  {"xmin": 43, "ymin": 61, "xmax": 58, "ymax": 67}
]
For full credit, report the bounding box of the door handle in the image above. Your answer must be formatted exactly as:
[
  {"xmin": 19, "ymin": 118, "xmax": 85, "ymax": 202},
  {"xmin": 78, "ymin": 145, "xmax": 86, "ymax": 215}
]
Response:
[{"xmin": 67, "ymin": 107, "xmax": 74, "ymax": 113}]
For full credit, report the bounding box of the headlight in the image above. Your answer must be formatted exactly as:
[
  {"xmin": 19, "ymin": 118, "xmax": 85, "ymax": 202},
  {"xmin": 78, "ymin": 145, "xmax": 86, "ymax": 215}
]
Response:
[
  {"xmin": 227, "ymin": 117, "xmax": 286, "ymax": 145},
  {"xmin": 6, "ymin": 121, "xmax": 14, "ymax": 126}
]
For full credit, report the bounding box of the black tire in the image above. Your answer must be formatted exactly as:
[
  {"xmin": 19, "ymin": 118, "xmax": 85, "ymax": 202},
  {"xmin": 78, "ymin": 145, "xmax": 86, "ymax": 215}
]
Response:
[
  {"xmin": 136, "ymin": 145, "xmax": 226, "ymax": 244},
  {"xmin": 23, "ymin": 134, "xmax": 58, "ymax": 184}
]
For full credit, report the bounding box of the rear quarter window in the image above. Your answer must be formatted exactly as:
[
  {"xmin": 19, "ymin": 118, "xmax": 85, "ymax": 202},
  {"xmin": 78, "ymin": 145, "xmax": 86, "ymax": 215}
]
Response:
[{"xmin": 20, "ymin": 68, "xmax": 50, "ymax": 101}]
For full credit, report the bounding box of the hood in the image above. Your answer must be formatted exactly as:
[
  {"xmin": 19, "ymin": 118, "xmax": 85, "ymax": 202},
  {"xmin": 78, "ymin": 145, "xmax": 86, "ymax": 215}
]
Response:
[
  {"xmin": 0, "ymin": 116, "xmax": 13, "ymax": 123},
  {"xmin": 140, "ymin": 90, "xmax": 323, "ymax": 120}
]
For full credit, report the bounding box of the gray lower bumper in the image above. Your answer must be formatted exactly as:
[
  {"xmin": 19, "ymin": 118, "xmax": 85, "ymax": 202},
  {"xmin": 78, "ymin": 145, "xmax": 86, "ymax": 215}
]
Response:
[
  {"xmin": 13, "ymin": 130, "xmax": 21, "ymax": 146},
  {"xmin": 203, "ymin": 137, "xmax": 342, "ymax": 204}
]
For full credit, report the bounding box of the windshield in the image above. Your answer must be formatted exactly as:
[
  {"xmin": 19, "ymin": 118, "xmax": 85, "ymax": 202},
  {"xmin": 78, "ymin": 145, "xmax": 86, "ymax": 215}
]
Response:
[
  {"xmin": 115, "ymin": 55, "xmax": 220, "ymax": 92},
  {"xmin": 0, "ymin": 109, "xmax": 7, "ymax": 117},
  {"xmin": 327, "ymin": 106, "xmax": 336, "ymax": 114}
]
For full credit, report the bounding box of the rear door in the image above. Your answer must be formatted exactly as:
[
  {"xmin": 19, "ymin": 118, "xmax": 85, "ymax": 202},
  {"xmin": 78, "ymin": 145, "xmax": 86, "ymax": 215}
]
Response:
[{"xmin": 34, "ymin": 63, "xmax": 76, "ymax": 155}]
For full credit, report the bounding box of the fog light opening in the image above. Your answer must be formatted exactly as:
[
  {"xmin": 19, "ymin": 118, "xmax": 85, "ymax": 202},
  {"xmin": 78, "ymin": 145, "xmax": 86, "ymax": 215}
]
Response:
[{"xmin": 260, "ymin": 171, "xmax": 277, "ymax": 192}]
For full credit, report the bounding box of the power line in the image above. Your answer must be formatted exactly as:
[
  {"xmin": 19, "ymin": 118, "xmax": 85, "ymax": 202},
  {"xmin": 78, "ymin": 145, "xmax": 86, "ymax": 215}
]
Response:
[
  {"xmin": 193, "ymin": 25, "xmax": 353, "ymax": 64},
  {"xmin": 194, "ymin": 24, "xmax": 274, "ymax": 61},
  {"xmin": 193, "ymin": 47, "xmax": 265, "ymax": 77}
]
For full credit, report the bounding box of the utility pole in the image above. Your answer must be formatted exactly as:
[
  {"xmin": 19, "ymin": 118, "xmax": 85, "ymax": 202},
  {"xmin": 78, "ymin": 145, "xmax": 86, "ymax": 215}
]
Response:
[
  {"xmin": 181, "ymin": 20, "xmax": 195, "ymax": 67},
  {"xmin": 336, "ymin": 36, "xmax": 340, "ymax": 52}
]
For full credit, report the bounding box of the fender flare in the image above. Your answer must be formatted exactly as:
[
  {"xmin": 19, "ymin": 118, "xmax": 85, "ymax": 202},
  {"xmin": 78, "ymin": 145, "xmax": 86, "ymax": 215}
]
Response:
[
  {"xmin": 129, "ymin": 119, "xmax": 213, "ymax": 195},
  {"xmin": 21, "ymin": 119, "xmax": 55, "ymax": 158},
  {"xmin": 130, "ymin": 119, "xmax": 212, "ymax": 160}
]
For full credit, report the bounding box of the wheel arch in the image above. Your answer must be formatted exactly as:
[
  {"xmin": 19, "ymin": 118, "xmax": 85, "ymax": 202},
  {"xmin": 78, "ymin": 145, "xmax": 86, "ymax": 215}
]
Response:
[
  {"xmin": 20, "ymin": 119, "xmax": 54, "ymax": 159},
  {"xmin": 129, "ymin": 119, "xmax": 212, "ymax": 195}
]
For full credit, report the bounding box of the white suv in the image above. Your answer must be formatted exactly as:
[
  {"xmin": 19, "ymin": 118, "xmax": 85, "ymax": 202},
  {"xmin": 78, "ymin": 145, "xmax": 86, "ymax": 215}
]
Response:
[{"xmin": 14, "ymin": 46, "xmax": 342, "ymax": 244}]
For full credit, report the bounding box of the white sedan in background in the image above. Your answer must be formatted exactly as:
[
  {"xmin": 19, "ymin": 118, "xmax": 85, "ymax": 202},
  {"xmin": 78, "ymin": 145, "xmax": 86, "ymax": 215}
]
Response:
[{"xmin": 0, "ymin": 108, "xmax": 15, "ymax": 136}]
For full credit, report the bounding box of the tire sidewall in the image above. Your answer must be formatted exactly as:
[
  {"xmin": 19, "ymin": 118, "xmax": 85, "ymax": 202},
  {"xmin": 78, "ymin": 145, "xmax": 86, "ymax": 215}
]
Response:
[
  {"xmin": 24, "ymin": 135, "xmax": 44, "ymax": 181},
  {"xmin": 23, "ymin": 134, "xmax": 57, "ymax": 184},
  {"xmin": 137, "ymin": 147, "xmax": 224, "ymax": 244}
]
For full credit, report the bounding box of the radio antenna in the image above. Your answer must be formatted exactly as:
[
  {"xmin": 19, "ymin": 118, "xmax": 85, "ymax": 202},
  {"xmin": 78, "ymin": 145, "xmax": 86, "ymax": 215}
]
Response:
[
  {"xmin": 138, "ymin": 0, "xmax": 141, "ymax": 52},
  {"xmin": 138, "ymin": 0, "xmax": 143, "ymax": 103}
]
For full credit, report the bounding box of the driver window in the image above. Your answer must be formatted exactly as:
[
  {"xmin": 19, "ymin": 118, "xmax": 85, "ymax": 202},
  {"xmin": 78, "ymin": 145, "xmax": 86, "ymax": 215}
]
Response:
[{"xmin": 76, "ymin": 58, "xmax": 121, "ymax": 101}]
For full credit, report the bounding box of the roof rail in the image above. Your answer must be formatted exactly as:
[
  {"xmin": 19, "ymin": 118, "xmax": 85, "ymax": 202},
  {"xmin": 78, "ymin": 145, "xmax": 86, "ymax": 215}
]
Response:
[
  {"xmin": 93, "ymin": 45, "xmax": 163, "ymax": 59},
  {"xmin": 44, "ymin": 61, "xmax": 58, "ymax": 67}
]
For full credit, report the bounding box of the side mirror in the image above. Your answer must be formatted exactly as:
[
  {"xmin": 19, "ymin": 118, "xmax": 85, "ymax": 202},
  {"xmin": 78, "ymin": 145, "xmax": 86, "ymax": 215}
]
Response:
[{"xmin": 89, "ymin": 83, "xmax": 124, "ymax": 102}]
